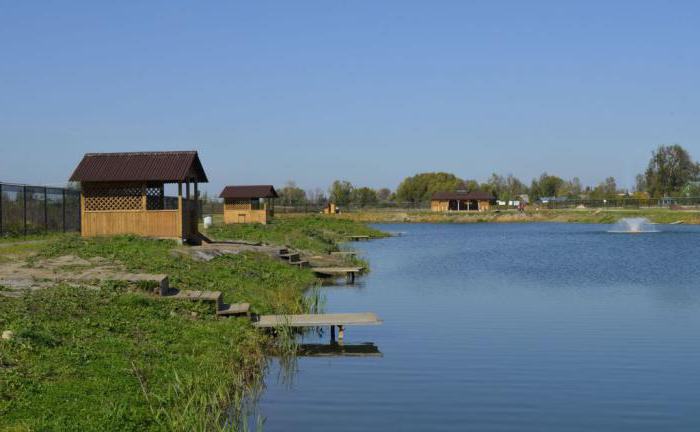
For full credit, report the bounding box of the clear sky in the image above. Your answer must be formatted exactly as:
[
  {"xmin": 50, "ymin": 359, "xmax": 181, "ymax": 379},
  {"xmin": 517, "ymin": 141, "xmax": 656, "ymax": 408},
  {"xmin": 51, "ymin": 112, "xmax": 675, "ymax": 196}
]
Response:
[{"xmin": 1, "ymin": 1, "xmax": 698, "ymax": 194}]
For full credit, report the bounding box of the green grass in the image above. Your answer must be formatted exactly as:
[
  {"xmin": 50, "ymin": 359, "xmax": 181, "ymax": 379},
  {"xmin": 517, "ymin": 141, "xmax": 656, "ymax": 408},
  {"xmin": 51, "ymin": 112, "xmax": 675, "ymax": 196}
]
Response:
[
  {"xmin": 335, "ymin": 207, "xmax": 700, "ymax": 225},
  {"xmin": 206, "ymin": 215, "xmax": 388, "ymax": 254},
  {"xmin": 1, "ymin": 283, "xmax": 264, "ymax": 431},
  {"xmin": 0, "ymin": 216, "xmax": 384, "ymax": 431},
  {"xmin": 35, "ymin": 235, "xmax": 316, "ymax": 315}
]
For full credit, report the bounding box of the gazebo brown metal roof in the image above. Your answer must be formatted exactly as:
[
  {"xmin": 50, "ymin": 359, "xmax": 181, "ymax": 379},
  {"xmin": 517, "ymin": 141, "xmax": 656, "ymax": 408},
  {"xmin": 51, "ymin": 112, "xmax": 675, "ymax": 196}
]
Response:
[
  {"xmin": 69, "ymin": 151, "xmax": 208, "ymax": 183},
  {"xmin": 220, "ymin": 185, "xmax": 278, "ymax": 199},
  {"xmin": 432, "ymin": 191, "xmax": 495, "ymax": 201}
]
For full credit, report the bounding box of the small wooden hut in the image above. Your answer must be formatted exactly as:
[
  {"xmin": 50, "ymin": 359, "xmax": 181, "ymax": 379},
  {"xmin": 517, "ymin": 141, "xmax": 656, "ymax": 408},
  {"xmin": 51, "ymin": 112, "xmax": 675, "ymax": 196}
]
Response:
[
  {"xmin": 220, "ymin": 185, "xmax": 278, "ymax": 224},
  {"xmin": 323, "ymin": 203, "xmax": 338, "ymax": 214},
  {"xmin": 431, "ymin": 191, "xmax": 495, "ymax": 212},
  {"xmin": 69, "ymin": 151, "xmax": 208, "ymax": 242}
]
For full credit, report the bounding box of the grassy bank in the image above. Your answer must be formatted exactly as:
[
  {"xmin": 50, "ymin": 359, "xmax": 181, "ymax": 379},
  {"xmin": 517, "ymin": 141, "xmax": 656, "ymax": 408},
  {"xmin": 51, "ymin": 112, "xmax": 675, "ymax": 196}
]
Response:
[
  {"xmin": 206, "ymin": 215, "xmax": 388, "ymax": 254},
  {"xmin": 333, "ymin": 208, "xmax": 700, "ymax": 225},
  {"xmin": 0, "ymin": 216, "xmax": 381, "ymax": 431}
]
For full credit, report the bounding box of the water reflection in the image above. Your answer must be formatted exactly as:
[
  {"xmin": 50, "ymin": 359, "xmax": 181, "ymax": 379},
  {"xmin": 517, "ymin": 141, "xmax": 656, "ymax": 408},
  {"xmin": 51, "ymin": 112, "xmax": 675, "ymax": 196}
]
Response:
[{"xmin": 297, "ymin": 342, "xmax": 382, "ymax": 357}]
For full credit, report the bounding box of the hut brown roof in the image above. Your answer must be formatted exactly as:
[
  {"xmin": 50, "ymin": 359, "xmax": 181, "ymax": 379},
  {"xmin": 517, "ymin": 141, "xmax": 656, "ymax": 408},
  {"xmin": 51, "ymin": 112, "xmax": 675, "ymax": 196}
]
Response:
[
  {"xmin": 69, "ymin": 151, "xmax": 208, "ymax": 183},
  {"xmin": 220, "ymin": 185, "xmax": 279, "ymax": 199},
  {"xmin": 432, "ymin": 191, "xmax": 495, "ymax": 201}
]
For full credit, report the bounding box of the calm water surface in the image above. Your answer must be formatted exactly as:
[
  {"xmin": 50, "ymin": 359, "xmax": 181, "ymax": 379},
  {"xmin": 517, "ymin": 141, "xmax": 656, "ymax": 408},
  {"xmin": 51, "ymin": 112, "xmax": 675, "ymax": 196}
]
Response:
[{"xmin": 256, "ymin": 223, "xmax": 700, "ymax": 431}]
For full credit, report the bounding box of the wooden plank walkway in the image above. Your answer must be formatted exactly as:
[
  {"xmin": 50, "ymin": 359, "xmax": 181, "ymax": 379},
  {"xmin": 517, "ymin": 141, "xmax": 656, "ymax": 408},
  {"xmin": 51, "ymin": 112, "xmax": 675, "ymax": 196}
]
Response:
[
  {"xmin": 252, "ymin": 312, "xmax": 382, "ymax": 328},
  {"xmin": 330, "ymin": 251, "xmax": 357, "ymax": 256},
  {"xmin": 217, "ymin": 302, "xmax": 250, "ymax": 317},
  {"xmin": 312, "ymin": 266, "xmax": 363, "ymax": 282},
  {"xmin": 312, "ymin": 267, "xmax": 363, "ymax": 275}
]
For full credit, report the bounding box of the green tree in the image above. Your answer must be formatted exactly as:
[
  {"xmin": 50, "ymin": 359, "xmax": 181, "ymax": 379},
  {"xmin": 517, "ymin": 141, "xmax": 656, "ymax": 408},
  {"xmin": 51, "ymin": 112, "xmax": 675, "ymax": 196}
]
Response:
[
  {"xmin": 376, "ymin": 188, "xmax": 392, "ymax": 202},
  {"xmin": 278, "ymin": 181, "xmax": 307, "ymax": 206},
  {"xmin": 558, "ymin": 177, "xmax": 583, "ymax": 198},
  {"xmin": 329, "ymin": 180, "xmax": 354, "ymax": 206},
  {"xmin": 530, "ymin": 173, "xmax": 564, "ymax": 199},
  {"xmin": 590, "ymin": 177, "xmax": 618, "ymax": 199},
  {"xmin": 681, "ymin": 181, "xmax": 700, "ymax": 197},
  {"xmin": 481, "ymin": 173, "xmax": 527, "ymax": 201},
  {"xmin": 462, "ymin": 179, "xmax": 480, "ymax": 192},
  {"xmin": 483, "ymin": 173, "xmax": 506, "ymax": 200},
  {"xmin": 644, "ymin": 144, "xmax": 699, "ymax": 197},
  {"xmin": 395, "ymin": 172, "xmax": 463, "ymax": 203},
  {"xmin": 504, "ymin": 174, "xmax": 528, "ymax": 200},
  {"xmin": 634, "ymin": 174, "xmax": 647, "ymax": 193},
  {"xmin": 351, "ymin": 187, "xmax": 379, "ymax": 207}
]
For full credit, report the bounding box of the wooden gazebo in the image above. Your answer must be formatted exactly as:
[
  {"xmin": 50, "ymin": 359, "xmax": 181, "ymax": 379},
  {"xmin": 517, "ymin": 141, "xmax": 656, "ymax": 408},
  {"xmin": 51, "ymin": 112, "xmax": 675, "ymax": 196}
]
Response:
[
  {"xmin": 220, "ymin": 185, "xmax": 278, "ymax": 224},
  {"xmin": 69, "ymin": 151, "xmax": 208, "ymax": 242}
]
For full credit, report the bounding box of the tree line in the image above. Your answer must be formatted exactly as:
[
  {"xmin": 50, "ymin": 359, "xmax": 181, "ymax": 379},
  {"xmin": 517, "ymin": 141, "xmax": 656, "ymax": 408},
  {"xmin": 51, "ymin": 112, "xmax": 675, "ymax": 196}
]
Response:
[{"xmin": 241, "ymin": 144, "xmax": 700, "ymax": 208}]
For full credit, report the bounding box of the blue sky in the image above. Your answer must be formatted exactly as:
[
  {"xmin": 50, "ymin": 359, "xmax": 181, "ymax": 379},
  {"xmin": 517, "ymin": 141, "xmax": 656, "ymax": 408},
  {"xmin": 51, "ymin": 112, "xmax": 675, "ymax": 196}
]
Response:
[{"xmin": 1, "ymin": 1, "xmax": 698, "ymax": 194}]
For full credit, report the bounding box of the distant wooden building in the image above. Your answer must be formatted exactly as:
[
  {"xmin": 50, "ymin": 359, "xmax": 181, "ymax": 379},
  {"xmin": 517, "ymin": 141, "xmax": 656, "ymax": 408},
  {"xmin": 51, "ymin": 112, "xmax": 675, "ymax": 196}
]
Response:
[
  {"xmin": 431, "ymin": 191, "xmax": 495, "ymax": 212},
  {"xmin": 220, "ymin": 185, "xmax": 278, "ymax": 224},
  {"xmin": 69, "ymin": 151, "xmax": 208, "ymax": 242},
  {"xmin": 323, "ymin": 203, "xmax": 338, "ymax": 214}
]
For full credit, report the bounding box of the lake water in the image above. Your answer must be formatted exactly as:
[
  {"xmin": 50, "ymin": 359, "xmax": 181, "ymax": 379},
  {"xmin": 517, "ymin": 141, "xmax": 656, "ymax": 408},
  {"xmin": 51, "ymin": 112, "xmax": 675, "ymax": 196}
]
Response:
[{"xmin": 254, "ymin": 223, "xmax": 700, "ymax": 431}]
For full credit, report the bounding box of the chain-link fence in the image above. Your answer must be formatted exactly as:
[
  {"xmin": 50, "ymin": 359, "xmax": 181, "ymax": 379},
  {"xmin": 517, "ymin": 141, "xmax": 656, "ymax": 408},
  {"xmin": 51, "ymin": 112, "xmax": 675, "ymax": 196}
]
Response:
[
  {"xmin": 539, "ymin": 196, "xmax": 700, "ymax": 209},
  {"xmin": 0, "ymin": 183, "xmax": 81, "ymax": 236}
]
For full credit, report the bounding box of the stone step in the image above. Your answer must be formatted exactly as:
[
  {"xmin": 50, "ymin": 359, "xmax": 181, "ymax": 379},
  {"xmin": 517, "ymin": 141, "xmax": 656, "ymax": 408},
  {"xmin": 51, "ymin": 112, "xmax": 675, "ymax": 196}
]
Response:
[
  {"xmin": 279, "ymin": 252, "xmax": 300, "ymax": 261},
  {"xmin": 217, "ymin": 302, "xmax": 251, "ymax": 317},
  {"xmin": 164, "ymin": 289, "xmax": 223, "ymax": 308},
  {"xmin": 290, "ymin": 260, "xmax": 309, "ymax": 268}
]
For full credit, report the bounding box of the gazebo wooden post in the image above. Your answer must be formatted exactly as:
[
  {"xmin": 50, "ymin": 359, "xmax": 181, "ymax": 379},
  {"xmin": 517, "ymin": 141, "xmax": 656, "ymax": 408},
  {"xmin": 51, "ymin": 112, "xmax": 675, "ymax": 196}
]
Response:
[
  {"xmin": 177, "ymin": 182, "xmax": 183, "ymax": 241},
  {"xmin": 185, "ymin": 179, "xmax": 190, "ymax": 238},
  {"xmin": 194, "ymin": 181, "xmax": 199, "ymax": 233}
]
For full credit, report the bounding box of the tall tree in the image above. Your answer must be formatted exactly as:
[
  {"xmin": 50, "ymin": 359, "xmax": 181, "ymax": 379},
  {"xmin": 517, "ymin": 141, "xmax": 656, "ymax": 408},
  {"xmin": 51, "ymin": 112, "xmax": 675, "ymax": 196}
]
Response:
[
  {"xmin": 278, "ymin": 181, "xmax": 307, "ymax": 206},
  {"xmin": 395, "ymin": 172, "xmax": 463, "ymax": 203},
  {"xmin": 644, "ymin": 144, "xmax": 699, "ymax": 197},
  {"xmin": 530, "ymin": 173, "xmax": 564, "ymax": 199},
  {"xmin": 558, "ymin": 177, "xmax": 583, "ymax": 198},
  {"xmin": 483, "ymin": 173, "xmax": 506, "ymax": 200},
  {"xmin": 590, "ymin": 177, "xmax": 618, "ymax": 199},
  {"xmin": 329, "ymin": 180, "xmax": 354, "ymax": 206},
  {"xmin": 376, "ymin": 188, "xmax": 392, "ymax": 202},
  {"xmin": 351, "ymin": 187, "xmax": 379, "ymax": 207},
  {"xmin": 634, "ymin": 174, "xmax": 647, "ymax": 193}
]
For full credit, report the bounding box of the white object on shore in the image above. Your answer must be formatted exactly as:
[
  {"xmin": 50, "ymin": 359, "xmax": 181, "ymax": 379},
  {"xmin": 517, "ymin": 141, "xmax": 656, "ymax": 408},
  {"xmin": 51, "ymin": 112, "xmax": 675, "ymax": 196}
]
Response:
[
  {"xmin": 203, "ymin": 216, "xmax": 213, "ymax": 228},
  {"xmin": 2, "ymin": 330, "xmax": 14, "ymax": 340}
]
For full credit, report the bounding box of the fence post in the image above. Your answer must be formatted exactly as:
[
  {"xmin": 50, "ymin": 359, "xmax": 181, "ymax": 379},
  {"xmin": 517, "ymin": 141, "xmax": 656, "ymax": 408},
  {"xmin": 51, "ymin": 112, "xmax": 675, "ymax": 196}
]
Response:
[
  {"xmin": 23, "ymin": 185, "xmax": 27, "ymax": 236},
  {"xmin": 44, "ymin": 187, "xmax": 48, "ymax": 232},
  {"xmin": 62, "ymin": 189, "xmax": 66, "ymax": 232}
]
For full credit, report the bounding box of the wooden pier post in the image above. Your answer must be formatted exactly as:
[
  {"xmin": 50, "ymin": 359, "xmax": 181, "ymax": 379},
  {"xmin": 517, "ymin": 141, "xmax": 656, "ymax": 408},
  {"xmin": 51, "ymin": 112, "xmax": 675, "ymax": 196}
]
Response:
[{"xmin": 330, "ymin": 325, "xmax": 336, "ymax": 342}]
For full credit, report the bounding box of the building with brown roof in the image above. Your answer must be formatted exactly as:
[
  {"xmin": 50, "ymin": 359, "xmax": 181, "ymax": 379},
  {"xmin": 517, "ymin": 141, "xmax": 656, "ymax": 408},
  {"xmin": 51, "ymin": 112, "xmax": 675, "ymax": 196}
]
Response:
[
  {"xmin": 219, "ymin": 185, "xmax": 278, "ymax": 224},
  {"xmin": 431, "ymin": 191, "xmax": 495, "ymax": 212},
  {"xmin": 69, "ymin": 151, "xmax": 207, "ymax": 242}
]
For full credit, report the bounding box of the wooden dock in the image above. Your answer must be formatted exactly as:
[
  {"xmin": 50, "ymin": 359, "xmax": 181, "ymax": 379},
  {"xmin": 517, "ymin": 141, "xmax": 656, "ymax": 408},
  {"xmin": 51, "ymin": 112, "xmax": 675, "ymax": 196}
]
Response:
[
  {"xmin": 347, "ymin": 235, "xmax": 370, "ymax": 241},
  {"xmin": 330, "ymin": 251, "xmax": 357, "ymax": 257},
  {"xmin": 253, "ymin": 312, "xmax": 382, "ymax": 341},
  {"xmin": 253, "ymin": 312, "xmax": 381, "ymax": 327},
  {"xmin": 312, "ymin": 266, "xmax": 363, "ymax": 283}
]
